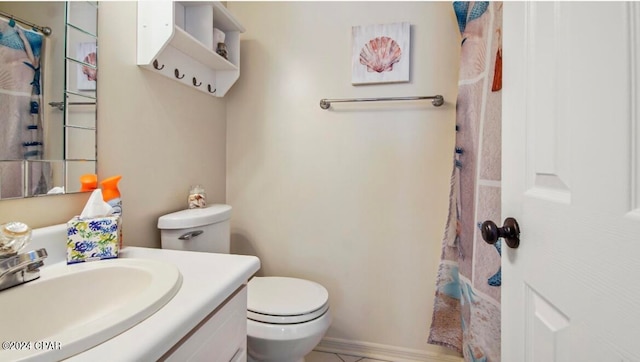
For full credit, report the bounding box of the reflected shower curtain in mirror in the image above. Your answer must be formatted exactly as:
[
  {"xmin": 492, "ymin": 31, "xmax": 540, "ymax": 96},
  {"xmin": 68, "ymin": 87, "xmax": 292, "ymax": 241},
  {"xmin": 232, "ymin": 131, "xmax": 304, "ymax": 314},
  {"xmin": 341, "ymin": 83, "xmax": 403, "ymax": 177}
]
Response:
[
  {"xmin": 428, "ymin": 2, "xmax": 502, "ymax": 361},
  {"xmin": 0, "ymin": 16, "xmax": 51, "ymax": 198}
]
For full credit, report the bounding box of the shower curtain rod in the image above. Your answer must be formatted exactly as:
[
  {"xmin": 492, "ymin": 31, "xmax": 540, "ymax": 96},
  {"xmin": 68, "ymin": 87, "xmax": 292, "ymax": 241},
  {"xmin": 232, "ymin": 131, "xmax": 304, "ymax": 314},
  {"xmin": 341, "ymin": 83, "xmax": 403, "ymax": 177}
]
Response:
[
  {"xmin": 319, "ymin": 95, "xmax": 444, "ymax": 109},
  {"xmin": 0, "ymin": 10, "xmax": 52, "ymax": 36}
]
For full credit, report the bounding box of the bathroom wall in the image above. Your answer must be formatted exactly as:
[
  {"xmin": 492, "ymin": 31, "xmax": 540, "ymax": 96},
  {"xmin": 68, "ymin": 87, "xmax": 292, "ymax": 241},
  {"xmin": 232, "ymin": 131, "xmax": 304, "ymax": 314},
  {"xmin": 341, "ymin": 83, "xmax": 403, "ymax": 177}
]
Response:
[
  {"xmin": 0, "ymin": 1, "xmax": 462, "ymax": 358},
  {"xmin": 226, "ymin": 1, "xmax": 460, "ymax": 358},
  {"xmin": 0, "ymin": 2, "xmax": 228, "ymax": 248}
]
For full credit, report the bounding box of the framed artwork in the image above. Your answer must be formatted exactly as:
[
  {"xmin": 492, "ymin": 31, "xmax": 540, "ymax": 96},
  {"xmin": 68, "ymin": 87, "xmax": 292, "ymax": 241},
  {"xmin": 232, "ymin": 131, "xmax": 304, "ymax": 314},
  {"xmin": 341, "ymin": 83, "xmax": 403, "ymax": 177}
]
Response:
[
  {"xmin": 76, "ymin": 42, "xmax": 97, "ymax": 90},
  {"xmin": 351, "ymin": 22, "xmax": 410, "ymax": 85}
]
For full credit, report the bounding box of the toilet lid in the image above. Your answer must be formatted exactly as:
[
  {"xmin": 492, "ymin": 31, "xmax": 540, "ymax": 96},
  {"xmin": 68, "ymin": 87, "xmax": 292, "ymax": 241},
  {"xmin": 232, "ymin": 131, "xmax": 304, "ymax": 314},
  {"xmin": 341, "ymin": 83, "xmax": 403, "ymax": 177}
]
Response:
[{"xmin": 247, "ymin": 277, "xmax": 329, "ymax": 324}]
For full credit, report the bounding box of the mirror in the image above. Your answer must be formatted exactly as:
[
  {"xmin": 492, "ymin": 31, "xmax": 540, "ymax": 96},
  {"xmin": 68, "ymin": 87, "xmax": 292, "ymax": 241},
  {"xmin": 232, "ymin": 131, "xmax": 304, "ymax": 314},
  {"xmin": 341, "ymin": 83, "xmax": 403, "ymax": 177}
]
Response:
[{"xmin": 0, "ymin": 1, "xmax": 97, "ymax": 200}]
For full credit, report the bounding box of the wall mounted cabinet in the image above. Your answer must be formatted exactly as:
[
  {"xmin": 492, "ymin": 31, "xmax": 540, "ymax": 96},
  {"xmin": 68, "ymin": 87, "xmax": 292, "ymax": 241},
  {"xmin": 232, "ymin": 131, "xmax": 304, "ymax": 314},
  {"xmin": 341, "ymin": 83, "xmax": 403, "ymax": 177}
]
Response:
[{"xmin": 137, "ymin": 1, "xmax": 244, "ymax": 97}]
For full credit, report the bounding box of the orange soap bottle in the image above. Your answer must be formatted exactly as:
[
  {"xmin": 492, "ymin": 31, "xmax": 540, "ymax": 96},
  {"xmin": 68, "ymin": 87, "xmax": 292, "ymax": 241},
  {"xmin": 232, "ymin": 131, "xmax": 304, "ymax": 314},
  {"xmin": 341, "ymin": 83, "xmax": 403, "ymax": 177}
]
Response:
[
  {"xmin": 101, "ymin": 175, "xmax": 122, "ymax": 214},
  {"xmin": 79, "ymin": 174, "xmax": 98, "ymax": 192},
  {"xmin": 101, "ymin": 175, "xmax": 123, "ymax": 249}
]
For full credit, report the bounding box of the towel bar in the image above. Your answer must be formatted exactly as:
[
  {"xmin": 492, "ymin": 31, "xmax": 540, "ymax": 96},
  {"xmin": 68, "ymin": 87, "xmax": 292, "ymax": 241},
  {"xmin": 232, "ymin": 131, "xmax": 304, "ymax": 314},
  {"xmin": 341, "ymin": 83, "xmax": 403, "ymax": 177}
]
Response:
[{"xmin": 319, "ymin": 95, "xmax": 444, "ymax": 109}]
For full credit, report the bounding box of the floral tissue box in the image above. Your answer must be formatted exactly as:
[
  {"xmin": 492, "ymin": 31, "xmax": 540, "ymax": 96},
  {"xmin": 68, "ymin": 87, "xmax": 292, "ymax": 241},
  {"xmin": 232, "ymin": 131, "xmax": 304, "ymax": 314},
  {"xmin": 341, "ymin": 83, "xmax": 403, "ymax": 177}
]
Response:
[{"xmin": 66, "ymin": 216, "xmax": 120, "ymax": 264}]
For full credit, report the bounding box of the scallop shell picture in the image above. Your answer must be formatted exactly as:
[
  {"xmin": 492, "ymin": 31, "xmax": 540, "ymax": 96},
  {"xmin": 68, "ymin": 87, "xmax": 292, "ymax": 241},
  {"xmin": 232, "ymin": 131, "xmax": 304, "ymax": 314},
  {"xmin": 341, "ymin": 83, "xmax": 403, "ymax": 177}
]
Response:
[
  {"xmin": 76, "ymin": 42, "xmax": 97, "ymax": 90},
  {"xmin": 352, "ymin": 22, "xmax": 410, "ymax": 84},
  {"xmin": 359, "ymin": 37, "xmax": 402, "ymax": 73}
]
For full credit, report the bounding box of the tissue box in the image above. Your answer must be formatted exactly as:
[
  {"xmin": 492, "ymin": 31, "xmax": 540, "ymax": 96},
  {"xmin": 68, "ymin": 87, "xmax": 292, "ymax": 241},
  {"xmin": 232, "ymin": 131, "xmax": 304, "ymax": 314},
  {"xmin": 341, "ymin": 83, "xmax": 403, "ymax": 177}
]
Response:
[{"xmin": 66, "ymin": 215, "xmax": 120, "ymax": 264}]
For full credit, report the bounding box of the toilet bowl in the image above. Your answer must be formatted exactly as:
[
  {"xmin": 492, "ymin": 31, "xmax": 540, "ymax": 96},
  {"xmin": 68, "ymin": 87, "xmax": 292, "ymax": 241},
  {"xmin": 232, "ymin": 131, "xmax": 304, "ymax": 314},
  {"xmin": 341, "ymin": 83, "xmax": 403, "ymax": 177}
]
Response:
[
  {"xmin": 246, "ymin": 276, "xmax": 331, "ymax": 362},
  {"xmin": 157, "ymin": 205, "xmax": 331, "ymax": 362}
]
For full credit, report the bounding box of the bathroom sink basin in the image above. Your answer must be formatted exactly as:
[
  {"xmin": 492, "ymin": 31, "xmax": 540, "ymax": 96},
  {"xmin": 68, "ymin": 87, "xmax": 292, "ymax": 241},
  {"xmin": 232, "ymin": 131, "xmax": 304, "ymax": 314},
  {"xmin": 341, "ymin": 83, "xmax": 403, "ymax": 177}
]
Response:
[{"xmin": 0, "ymin": 258, "xmax": 182, "ymax": 361}]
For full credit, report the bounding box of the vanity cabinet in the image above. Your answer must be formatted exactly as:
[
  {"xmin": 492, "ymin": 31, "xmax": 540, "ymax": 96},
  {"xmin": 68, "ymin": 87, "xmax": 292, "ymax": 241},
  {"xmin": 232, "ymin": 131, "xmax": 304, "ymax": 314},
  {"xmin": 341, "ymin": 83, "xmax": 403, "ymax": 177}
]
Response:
[
  {"xmin": 137, "ymin": 1, "xmax": 244, "ymax": 97},
  {"xmin": 162, "ymin": 285, "xmax": 248, "ymax": 361}
]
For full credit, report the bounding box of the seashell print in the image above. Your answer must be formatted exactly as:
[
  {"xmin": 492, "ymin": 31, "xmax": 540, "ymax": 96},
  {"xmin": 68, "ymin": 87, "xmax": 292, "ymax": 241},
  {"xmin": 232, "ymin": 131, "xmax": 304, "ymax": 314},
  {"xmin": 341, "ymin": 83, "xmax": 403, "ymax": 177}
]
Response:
[
  {"xmin": 82, "ymin": 52, "xmax": 97, "ymax": 81},
  {"xmin": 359, "ymin": 36, "xmax": 402, "ymax": 73}
]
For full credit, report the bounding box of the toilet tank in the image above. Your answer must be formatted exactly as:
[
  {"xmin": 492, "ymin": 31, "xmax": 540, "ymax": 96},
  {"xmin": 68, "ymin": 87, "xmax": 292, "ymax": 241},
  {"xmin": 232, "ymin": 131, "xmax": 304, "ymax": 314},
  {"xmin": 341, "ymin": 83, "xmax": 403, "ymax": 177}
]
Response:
[{"xmin": 157, "ymin": 204, "xmax": 232, "ymax": 254}]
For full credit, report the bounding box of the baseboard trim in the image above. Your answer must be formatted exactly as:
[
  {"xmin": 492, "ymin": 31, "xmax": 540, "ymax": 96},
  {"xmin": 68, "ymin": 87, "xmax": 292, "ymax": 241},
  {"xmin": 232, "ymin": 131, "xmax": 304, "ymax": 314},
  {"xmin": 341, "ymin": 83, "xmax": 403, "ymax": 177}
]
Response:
[{"xmin": 315, "ymin": 337, "xmax": 463, "ymax": 362}]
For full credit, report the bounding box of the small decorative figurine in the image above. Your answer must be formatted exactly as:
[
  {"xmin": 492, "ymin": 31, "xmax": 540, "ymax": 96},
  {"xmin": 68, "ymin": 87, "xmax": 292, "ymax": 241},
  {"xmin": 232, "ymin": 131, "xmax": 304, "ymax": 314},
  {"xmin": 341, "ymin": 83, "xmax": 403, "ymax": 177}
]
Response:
[
  {"xmin": 188, "ymin": 185, "xmax": 207, "ymax": 209},
  {"xmin": 216, "ymin": 42, "xmax": 228, "ymax": 60}
]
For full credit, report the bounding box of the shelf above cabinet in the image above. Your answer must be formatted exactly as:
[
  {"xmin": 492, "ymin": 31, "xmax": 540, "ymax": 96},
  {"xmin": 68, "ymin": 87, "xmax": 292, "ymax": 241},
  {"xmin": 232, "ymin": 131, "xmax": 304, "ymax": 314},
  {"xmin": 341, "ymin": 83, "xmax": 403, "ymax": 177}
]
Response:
[{"xmin": 137, "ymin": 1, "xmax": 244, "ymax": 97}]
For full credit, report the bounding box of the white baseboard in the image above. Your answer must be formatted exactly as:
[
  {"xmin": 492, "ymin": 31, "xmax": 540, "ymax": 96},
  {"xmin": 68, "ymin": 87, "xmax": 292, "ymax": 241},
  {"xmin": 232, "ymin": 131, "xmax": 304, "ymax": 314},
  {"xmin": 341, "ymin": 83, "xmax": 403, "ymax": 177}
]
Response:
[{"xmin": 315, "ymin": 337, "xmax": 463, "ymax": 362}]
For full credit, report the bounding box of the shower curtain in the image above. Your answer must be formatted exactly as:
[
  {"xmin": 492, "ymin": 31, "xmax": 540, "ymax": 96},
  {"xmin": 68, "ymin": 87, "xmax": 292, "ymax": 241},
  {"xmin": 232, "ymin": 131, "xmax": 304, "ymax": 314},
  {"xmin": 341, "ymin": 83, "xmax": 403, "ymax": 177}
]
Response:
[
  {"xmin": 0, "ymin": 16, "xmax": 50, "ymax": 198},
  {"xmin": 428, "ymin": 2, "xmax": 502, "ymax": 361}
]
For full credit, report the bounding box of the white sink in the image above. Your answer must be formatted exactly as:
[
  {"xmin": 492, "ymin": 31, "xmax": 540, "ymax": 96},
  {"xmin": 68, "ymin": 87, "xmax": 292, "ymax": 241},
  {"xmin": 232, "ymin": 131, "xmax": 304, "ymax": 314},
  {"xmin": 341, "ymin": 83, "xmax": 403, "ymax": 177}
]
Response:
[{"xmin": 0, "ymin": 258, "xmax": 182, "ymax": 361}]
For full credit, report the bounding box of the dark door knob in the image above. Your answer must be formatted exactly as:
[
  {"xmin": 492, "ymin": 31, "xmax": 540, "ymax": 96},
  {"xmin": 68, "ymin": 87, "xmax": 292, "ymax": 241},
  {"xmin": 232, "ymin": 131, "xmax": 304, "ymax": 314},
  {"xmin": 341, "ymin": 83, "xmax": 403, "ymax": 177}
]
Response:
[{"xmin": 481, "ymin": 217, "xmax": 521, "ymax": 249}]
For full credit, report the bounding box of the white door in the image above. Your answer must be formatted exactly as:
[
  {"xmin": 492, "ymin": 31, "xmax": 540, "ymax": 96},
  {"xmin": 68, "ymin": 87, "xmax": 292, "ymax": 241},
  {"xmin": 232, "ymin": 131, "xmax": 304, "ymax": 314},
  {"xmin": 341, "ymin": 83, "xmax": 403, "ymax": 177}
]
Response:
[{"xmin": 502, "ymin": 2, "xmax": 640, "ymax": 361}]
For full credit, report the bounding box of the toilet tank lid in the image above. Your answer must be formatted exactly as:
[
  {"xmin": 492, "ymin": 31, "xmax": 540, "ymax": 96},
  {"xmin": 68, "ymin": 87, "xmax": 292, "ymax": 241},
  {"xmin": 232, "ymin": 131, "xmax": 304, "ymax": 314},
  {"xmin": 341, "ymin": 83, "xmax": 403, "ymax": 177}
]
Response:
[{"xmin": 157, "ymin": 204, "xmax": 232, "ymax": 229}]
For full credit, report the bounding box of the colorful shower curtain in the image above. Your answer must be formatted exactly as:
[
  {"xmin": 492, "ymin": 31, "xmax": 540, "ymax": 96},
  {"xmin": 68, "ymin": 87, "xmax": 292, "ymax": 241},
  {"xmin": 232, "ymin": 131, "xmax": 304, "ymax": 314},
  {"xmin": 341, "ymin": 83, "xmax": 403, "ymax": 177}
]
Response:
[
  {"xmin": 0, "ymin": 16, "xmax": 50, "ymax": 198},
  {"xmin": 428, "ymin": 2, "xmax": 502, "ymax": 361}
]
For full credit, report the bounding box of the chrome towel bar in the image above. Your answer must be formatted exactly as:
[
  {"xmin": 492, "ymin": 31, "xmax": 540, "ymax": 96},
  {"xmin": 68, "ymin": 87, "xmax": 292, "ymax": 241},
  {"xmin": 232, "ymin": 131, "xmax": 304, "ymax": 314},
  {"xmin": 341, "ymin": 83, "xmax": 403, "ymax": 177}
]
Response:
[{"xmin": 319, "ymin": 95, "xmax": 444, "ymax": 110}]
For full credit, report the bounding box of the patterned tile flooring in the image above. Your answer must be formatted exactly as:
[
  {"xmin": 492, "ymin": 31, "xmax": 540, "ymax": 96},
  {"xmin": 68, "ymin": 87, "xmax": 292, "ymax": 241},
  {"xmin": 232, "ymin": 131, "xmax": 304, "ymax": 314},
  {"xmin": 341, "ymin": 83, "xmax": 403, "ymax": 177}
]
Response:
[{"xmin": 306, "ymin": 350, "xmax": 389, "ymax": 362}]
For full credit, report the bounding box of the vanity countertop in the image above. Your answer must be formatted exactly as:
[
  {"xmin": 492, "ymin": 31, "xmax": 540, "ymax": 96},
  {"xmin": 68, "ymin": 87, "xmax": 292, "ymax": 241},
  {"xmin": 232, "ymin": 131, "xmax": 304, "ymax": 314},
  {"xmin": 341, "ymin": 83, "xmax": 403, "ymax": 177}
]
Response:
[
  {"xmin": 70, "ymin": 247, "xmax": 259, "ymax": 361},
  {"xmin": 28, "ymin": 225, "xmax": 260, "ymax": 361}
]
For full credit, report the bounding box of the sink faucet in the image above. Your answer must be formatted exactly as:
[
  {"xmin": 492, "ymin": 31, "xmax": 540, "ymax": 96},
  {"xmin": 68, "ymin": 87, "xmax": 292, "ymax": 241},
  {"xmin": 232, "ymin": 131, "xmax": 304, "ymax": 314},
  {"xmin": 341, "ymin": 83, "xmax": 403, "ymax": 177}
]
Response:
[{"xmin": 0, "ymin": 249, "xmax": 48, "ymax": 291}]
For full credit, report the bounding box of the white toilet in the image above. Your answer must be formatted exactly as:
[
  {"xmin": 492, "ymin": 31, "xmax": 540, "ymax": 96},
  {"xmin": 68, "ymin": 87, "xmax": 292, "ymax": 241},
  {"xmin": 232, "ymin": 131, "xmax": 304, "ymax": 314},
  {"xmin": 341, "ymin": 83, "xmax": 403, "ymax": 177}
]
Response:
[{"xmin": 158, "ymin": 204, "xmax": 331, "ymax": 362}]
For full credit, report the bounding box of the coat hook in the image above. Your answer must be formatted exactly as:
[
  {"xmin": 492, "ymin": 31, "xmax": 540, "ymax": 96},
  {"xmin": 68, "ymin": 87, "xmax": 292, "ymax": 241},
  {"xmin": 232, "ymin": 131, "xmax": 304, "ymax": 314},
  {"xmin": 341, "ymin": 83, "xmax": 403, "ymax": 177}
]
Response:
[
  {"xmin": 174, "ymin": 69, "xmax": 185, "ymax": 79},
  {"xmin": 192, "ymin": 77, "xmax": 202, "ymax": 87},
  {"xmin": 152, "ymin": 59, "xmax": 164, "ymax": 70},
  {"xmin": 207, "ymin": 84, "xmax": 216, "ymax": 94}
]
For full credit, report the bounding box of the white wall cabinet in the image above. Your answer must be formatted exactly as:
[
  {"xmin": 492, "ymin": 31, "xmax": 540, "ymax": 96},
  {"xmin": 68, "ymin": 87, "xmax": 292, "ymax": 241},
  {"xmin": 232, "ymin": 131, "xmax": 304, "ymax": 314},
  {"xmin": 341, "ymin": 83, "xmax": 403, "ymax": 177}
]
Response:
[{"xmin": 137, "ymin": 1, "xmax": 245, "ymax": 97}]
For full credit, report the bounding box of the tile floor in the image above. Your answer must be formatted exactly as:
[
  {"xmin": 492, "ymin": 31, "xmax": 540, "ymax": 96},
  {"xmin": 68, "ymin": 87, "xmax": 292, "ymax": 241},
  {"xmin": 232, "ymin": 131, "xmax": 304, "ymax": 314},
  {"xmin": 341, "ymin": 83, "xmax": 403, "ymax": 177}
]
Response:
[{"xmin": 306, "ymin": 350, "xmax": 389, "ymax": 362}]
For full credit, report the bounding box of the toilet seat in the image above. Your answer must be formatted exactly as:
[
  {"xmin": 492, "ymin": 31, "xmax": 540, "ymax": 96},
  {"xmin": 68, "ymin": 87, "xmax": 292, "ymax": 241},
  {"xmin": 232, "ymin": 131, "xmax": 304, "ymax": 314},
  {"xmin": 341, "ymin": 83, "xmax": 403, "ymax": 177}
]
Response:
[{"xmin": 247, "ymin": 276, "xmax": 329, "ymax": 324}]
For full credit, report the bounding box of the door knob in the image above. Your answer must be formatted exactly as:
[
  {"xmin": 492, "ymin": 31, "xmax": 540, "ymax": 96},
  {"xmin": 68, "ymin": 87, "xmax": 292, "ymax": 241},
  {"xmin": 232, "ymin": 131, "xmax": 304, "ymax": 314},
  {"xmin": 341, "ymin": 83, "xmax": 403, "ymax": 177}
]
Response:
[{"xmin": 481, "ymin": 217, "xmax": 521, "ymax": 249}]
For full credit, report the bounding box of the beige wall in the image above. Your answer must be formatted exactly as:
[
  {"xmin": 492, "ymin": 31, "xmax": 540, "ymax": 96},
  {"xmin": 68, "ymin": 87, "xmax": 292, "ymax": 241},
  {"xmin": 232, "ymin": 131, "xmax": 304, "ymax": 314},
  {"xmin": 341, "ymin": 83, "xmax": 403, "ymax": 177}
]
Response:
[
  {"xmin": 0, "ymin": 2, "xmax": 228, "ymax": 248},
  {"xmin": 227, "ymin": 1, "xmax": 459, "ymax": 355}
]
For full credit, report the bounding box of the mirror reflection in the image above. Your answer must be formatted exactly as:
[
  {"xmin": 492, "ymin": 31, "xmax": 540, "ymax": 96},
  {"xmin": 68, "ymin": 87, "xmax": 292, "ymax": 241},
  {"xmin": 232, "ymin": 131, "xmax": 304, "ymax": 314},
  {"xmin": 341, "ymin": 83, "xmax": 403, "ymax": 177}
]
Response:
[{"xmin": 0, "ymin": 1, "xmax": 97, "ymax": 200}]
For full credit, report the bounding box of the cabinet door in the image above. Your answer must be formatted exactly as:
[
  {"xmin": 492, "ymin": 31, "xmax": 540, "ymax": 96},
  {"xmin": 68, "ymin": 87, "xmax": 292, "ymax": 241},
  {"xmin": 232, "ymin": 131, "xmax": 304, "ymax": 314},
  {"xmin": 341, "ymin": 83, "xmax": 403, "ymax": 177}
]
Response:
[{"xmin": 163, "ymin": 285, "xmax": 247, "ymax": 362}]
